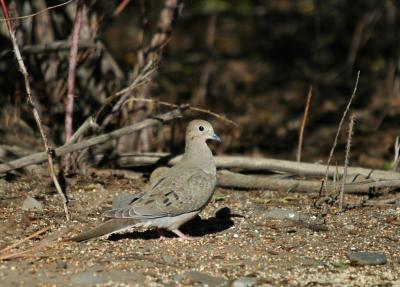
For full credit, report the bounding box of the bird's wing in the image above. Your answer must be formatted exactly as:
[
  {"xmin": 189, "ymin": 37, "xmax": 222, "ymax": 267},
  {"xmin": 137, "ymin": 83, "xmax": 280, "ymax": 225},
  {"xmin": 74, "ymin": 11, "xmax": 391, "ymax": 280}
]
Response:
[{"xmin": 104, "ymin": 167, "xmax": 216, "ymax": 219}]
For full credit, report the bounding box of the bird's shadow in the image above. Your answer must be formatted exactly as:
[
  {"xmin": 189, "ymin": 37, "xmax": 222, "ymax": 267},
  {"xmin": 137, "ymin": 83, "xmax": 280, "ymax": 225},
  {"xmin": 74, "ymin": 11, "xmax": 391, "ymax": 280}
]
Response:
[{"xmin": 108, "ymin": 207, "xmax": 242, "ymax": 241}]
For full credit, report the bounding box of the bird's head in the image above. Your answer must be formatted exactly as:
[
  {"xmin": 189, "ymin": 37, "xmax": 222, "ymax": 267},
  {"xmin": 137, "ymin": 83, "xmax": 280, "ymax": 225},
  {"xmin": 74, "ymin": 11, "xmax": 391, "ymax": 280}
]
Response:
[{"xmin": 186, "ymin": 119, "xmax": 221, "ymax": 144}]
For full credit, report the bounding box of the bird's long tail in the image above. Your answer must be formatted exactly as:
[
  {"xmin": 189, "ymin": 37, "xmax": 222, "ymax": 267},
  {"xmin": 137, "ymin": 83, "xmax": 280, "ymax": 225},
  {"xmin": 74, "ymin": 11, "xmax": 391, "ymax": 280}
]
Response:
[{"xmin": 70, "ymin": 218, "xmax": 139, "ymax": 242}]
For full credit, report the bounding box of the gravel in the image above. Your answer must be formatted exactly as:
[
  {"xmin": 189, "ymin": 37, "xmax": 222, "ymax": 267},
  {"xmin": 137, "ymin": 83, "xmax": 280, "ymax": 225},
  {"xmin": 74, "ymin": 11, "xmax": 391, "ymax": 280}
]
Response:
[{"xmin": 0, "ymin": 174, "xmax": 399, "ymax": 286}]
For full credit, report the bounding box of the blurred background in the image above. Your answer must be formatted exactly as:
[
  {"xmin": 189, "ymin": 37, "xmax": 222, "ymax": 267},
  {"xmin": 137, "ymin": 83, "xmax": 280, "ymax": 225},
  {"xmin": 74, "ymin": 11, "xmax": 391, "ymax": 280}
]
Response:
[{"xmin": 0, "ymin": 0, "xmax": 399, "ymax": 169}]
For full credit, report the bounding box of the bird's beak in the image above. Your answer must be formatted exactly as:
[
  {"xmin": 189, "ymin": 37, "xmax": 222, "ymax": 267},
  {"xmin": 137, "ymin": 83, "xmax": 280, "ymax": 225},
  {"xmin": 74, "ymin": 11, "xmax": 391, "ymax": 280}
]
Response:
[{"xmin": 210, "ymin": 133, "xmax": 221, "ymax": 142}]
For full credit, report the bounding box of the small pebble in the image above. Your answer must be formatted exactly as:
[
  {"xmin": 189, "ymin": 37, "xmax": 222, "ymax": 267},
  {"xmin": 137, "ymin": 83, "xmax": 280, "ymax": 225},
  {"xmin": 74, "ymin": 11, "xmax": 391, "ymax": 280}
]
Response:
[
  {"xmin": 347, "ymin": 251, "xmax": 387, "ymax": 266},
  {"xmin": 232, "ymin": 277, "xmax": 258, "ymax": 287},
  {"xmin": 21, "ymin": 196, "xmax": 43, "ymax": 212}
]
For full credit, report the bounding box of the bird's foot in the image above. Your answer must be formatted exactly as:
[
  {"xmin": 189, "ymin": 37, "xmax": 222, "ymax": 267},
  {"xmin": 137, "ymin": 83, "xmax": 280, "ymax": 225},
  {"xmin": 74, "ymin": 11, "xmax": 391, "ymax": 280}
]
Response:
[
  {"xmin": 157, "ymin": 228, "xmax": 168, "ymax": 240},
  {"xmin": 171, "ymin": 229, "xmax": 198, "ymax": 240}
]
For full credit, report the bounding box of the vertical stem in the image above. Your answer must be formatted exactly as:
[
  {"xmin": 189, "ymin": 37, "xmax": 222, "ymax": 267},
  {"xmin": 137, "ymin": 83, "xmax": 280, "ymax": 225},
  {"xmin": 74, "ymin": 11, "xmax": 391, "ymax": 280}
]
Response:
[
  {"xmin": 296, "ymin": 86, "xmax": 313, "ymax": 162},
  {"xmin": 339, "ymin": 113, "xmax": 356, "ymax": 212},
  {"xmin": 323, "ymin": 71, "xmax": 360, "ymax": 193},
  {"xmin": 65, "ymin": 0, "xmax": 84, "ymax": 143}
]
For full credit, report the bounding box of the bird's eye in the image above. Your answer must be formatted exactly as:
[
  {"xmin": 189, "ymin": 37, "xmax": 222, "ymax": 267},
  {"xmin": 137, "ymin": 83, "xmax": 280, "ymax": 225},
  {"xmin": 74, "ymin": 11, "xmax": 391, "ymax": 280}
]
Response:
[{"xmin": 198, "ymin": 126, "xmax": 204, "ymax": 131}]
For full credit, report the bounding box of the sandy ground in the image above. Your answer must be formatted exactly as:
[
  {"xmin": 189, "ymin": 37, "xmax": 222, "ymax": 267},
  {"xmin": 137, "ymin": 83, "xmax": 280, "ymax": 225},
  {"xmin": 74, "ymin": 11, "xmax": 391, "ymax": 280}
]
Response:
[{"xmin": 0, "ymin": 171, "xmax": 399, "ymax": 286}]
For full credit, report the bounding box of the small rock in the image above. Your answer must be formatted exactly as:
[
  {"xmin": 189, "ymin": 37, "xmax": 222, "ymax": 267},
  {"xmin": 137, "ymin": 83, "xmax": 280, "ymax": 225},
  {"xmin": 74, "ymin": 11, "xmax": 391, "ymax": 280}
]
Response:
[
  {"xmin": 299, "ymin": 257, "xmax": 323, "ymax": 267},
  {"xmin": 162, "ymin": 255, "xmax": 176, "ymax": 265},
  {"xmin": 173, "ymin": 274, "xmax": 184, "ymax": 282},
  {"xmin": 347, "ymin": 251, "xmax": 387, "ymax": 266},
  {"xmin": 384, "ymin": 234, "xmax": 398, "ymax": 242},
  {"xmin": 231, "ymin": 277, "xmax": 258, "ymax": 287},
  {"xmin": 70, "ymin": 269, "xmax": 145, "ymax": 285},
  {"xmin": 22, "ymin": 196, "xmax": 43, "ymax": 211},
  {"xmin": 344, "ymin": 224, "xmax": 357, "ymax": 234},
  {"xmin": 184, "ymin": 271, "xmax": 227, "ymax": 286},
  {"xmin": 344, "ymin": 224, "xmax": 355, "ymax": 231},
  {"xmin": 56, "ymin": 261, "xmax": 68, "ymax": 270},
  {"xmin": 265, "ymin": 208, "xmax": 301, "ymax": 221},
  {"xmin": 306, "ymin": 223, "xmax": 329, "ymax": 232}
]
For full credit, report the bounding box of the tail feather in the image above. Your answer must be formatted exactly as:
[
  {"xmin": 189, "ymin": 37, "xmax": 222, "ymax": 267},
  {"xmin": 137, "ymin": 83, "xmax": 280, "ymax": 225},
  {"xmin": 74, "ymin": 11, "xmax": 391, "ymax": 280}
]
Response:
[{"xmin": 70, "ymin": 218, "xmax": 139, "ymax": 242}]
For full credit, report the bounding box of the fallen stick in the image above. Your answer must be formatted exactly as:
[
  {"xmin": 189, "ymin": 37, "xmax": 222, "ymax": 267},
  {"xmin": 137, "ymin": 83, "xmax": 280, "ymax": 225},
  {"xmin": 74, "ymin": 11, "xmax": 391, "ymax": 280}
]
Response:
[
  {"xmin": 362, "ymin": 193, "xmax": 400, "ymax": 206},
  {"xmin": 217, "ymin": 170, "xmax": 400, "ymax": 194},
  {"xmin": 0, "ymin": 108, "xmax": 184, "ymax": 174},
  {"xmin": 0, "ymin": 226, "xmax": 50, "ymax": 254},
  {"xmin": 105, "ymin": 153, "xmax": 400, "ymax": 181},
  {"xmin": 0, "ymin": 226, "xmax": 71, "ymax": 261},
  {"xmin": 0, "ymin": 40, "xmax": 97, "ymax": 57},
  {"xmin": 66, "ymin": 116, "xmax": 99, "ymax": 145}
]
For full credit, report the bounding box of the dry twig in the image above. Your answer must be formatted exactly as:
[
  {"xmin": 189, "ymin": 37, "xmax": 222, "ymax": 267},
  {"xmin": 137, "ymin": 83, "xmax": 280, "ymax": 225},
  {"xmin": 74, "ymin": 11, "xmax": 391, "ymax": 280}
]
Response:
[
  {"xmin": 101, "ymin": 153, "xmax": 400, "ymax": 181},
  {"xmin": 392, "ymin": 136, "xmax": 400, "ymax": 171},
  {"xmin": 0, "ymin": 108, "xmax": 185, "ymax": 174},
  {"xmin": 192, "ymin": 12, "xmax": 217, "ymax": 106},
  {"xmin": 0, "ymin": 0, "xmax": 69, "ymax": 220},
  {"xmin": 0, "ymin": 40, "xmax": 97, "ymax": 57},
  {"xmin": 0, "ymin": 0, "xmax": 73, "ymax": 22},
  {"xmin": 66, "ymin": 116, "xmax": 99, "ymax": 145},
  {"xmin": 0, "ymin": 226, "xmax": 50, "ymax": 254},
  {"xmin": 114, "ymin": 0, "xmax": 132, "ymax": 17},
  {"xmin": 124, "ymin": 97, "xmax": 238, "ymax": 127},
  {"xmin": 0, "ymin": 226, "xmax": 70, "ymax": 261},
  {"xmin": 217, "ymin": 170, "xmax": 400, "ymax": 194},
  {"xmin": 98, "ymin": 59, "xmax": 158, "ymax": 128},
  {"xmin": 296, "ymin": 86, "xmax": 313, "ymax": 162},
  {"xmin": 65, "ymin": 0, "xmax": 84, "ymax": 143},
  {"xmin": 339, "ymin": 113, "xmax": 356, "ymax": 211},
  {"xmin": 324, "ymin": 71, "xmax": 360, "ymax": 191}
]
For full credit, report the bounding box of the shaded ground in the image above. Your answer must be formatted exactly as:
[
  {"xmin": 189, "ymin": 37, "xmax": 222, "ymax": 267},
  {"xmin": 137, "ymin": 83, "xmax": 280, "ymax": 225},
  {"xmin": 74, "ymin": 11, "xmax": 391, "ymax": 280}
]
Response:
[{"xmin": 0, "ymin": 171, "xmax": 399, "ymax": 286}]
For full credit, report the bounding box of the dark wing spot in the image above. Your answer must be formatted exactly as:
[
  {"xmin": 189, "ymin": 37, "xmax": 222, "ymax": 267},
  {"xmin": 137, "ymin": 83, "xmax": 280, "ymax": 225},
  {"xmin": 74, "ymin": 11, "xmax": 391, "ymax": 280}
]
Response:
[
  {"xmin": 165, "ymin": 190, "xmax": 179, "ymax": 200},
  {"xmin": 165, "ymin": 202, "xmax": 172, "ymax": 207},
  {"xmin": 144, "ymin": 199, "xmax": 155, "ymax": 205},
  {"xmin": 163, "ymin": 198, "xmax": 169, "ymax": 204},
  {"xmin": 152, "ymin": 177, "xmax": 166, "ymax": 189},
  {"xmin": 129, "ymin": 197, "xmax": 140, "ymax": 205}
]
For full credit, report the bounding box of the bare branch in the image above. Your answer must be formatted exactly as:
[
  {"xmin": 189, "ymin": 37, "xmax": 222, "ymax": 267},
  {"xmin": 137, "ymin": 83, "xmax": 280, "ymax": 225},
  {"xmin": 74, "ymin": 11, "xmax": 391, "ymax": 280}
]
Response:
[
  {"xmin": 339, "ymin": 113, "xmax": 356, "ymax": 211},
  {"xmin": 101, "ymin": 153, "xmax": 400, "ymax": 181},
  {"xmin": 296, "ymin": 86, "xmax": 313, "ymax": 162},
  {"xmin": 217, "ymin": 170, "xmax": 400, "ymax": 194},
  {"xmin": 392, "ymin": 136, "xmax": 400, "ymax": 171},
  {"xmin": 0, "ymin": 108, "xmax": 185, "ymax": 174},
  {"xmin": 0, "ymin": 0, "xmax": 73, "ymax": 22},
  {"xmin": 324, "ymin": 71, "xmax": 360, "ymax": 189},
  {"xmin": 123, "ymin": 97, "xmax": 238, "ymax": 127},
  {"xmin": 0, "ymin": 0, "xmax": 69, "ymax": 220},
  {"xmin": 65, "ymin": 0, "xmax": 84, "ymax": 142}
]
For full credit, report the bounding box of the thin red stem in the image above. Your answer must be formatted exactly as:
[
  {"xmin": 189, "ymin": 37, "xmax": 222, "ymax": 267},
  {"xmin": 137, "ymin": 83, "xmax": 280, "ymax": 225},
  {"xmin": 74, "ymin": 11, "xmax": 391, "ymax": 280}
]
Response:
[
  {"xmin": 65, "ymin": 0, "xmax": 84, "ymax": 142},
  {"xmin": 0, "ymin": 0, "xmax": 13, "ymax": 31}
]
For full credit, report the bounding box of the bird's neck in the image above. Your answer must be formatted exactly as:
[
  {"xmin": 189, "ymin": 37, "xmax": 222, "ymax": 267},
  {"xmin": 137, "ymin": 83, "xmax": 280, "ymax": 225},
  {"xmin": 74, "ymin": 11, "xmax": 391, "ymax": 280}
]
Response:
[{"xmin": 183, "ymin": 139, "xmax": 216, "ymax": 175}]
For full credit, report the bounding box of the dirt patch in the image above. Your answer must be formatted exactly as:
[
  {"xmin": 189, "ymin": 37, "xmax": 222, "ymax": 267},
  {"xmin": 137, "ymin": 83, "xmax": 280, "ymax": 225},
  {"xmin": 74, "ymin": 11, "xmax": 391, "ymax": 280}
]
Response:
[{"xmin": 0, "ymin": 172, "xmax": 399, "ymax": 286}]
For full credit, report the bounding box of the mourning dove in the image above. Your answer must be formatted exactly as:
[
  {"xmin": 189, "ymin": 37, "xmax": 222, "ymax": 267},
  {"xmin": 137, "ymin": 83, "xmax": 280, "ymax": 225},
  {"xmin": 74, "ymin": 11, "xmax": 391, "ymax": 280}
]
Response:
[
  {"xmin": 149, "ymin": 166, "xmax": 169, "ymax": 185},
  {"xmin": 111, "ymin": 167, "xmax": 170, "ymax": 209},
  {"xmin": 71, "ymin": 119, "xmax": 221, "ymax": 241}
]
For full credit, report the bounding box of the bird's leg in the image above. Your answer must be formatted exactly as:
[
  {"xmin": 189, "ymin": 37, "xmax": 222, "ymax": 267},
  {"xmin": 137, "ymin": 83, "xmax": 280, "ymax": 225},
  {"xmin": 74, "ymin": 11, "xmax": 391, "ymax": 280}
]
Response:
[
  {"xmin": 171, "ymin": 229, "xmax": 198, "ymax": 240},
  {"xmin": 157, "ymin": 228, "xmax": 167, "ymax": 239}
]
